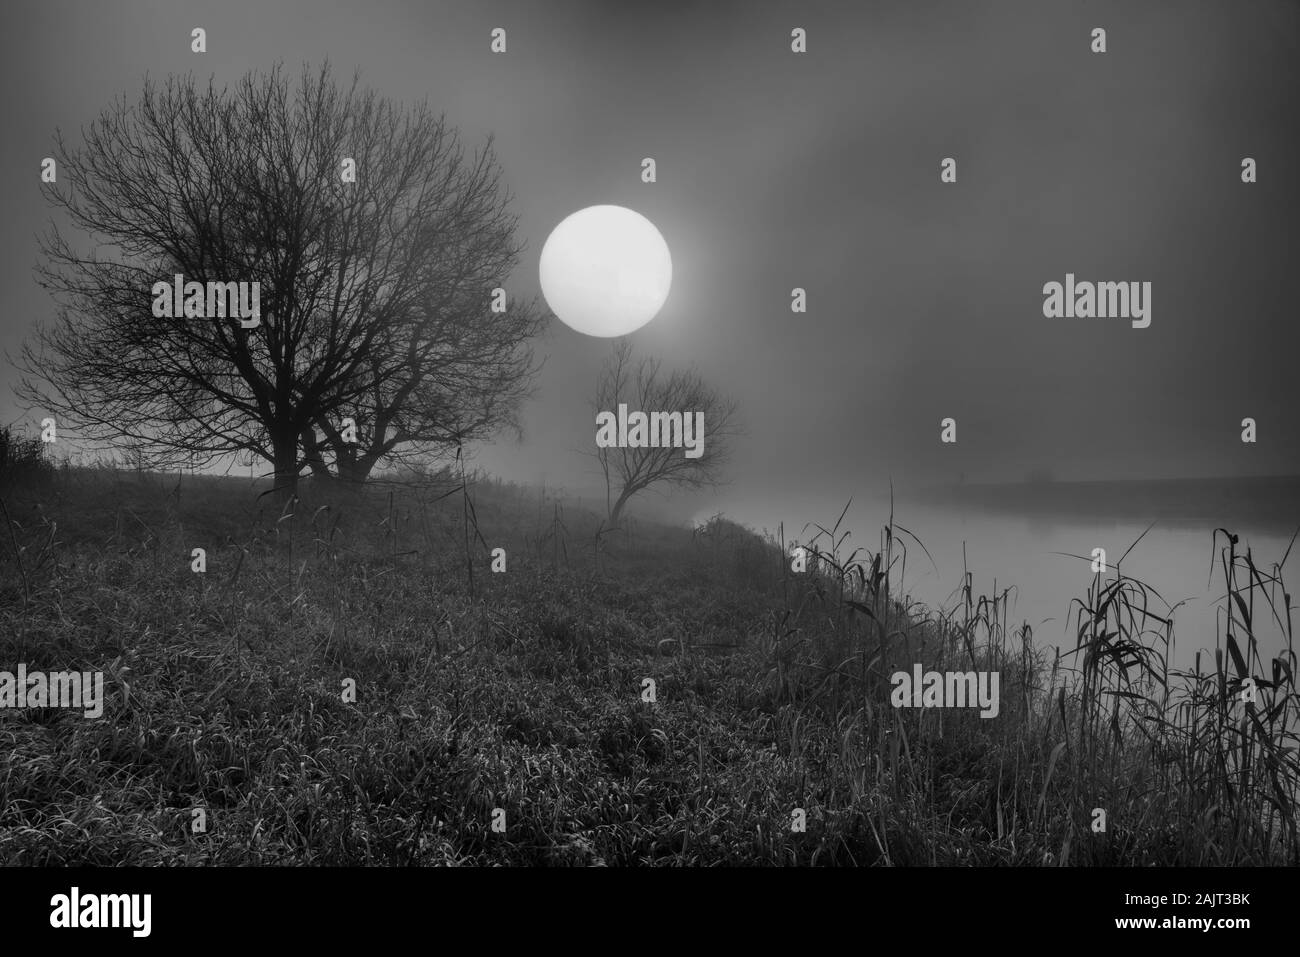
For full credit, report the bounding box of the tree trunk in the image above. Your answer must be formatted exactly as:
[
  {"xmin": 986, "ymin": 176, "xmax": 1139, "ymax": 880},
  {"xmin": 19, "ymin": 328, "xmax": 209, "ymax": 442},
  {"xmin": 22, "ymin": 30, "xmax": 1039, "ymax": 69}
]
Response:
[
  {"xmin": 609, "ymin": 487, "xmax": 635, "ymax": 529},
  {"xmin": 336, "ymin": 442, "xmax": 388, "ymax": 488},
  {"xmin": 336, "ymin": 449, "xmax": 373, "ymax": 487},
  {"xmin": 301, "ymin": 427, "xmax": 334, "ymax": 481},
  {"xmin": 271, "ymin": 432, "xmax": 299, "ymax": 504}
]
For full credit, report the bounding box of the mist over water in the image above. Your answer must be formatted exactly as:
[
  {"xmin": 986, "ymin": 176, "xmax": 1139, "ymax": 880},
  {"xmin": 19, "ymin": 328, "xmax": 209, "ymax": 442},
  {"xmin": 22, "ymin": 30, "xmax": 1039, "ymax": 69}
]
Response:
[{"xmin": 708, "ymin": 481, "xmax": 1300, "ymax": 673}]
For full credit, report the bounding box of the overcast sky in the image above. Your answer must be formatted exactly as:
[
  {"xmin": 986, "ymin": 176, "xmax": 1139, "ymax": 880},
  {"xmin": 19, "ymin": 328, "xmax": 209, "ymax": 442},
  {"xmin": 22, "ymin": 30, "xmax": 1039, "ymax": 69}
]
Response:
[{"xmin": 3, "ymin": 0, "xmax": 1297, "ymax": 518}]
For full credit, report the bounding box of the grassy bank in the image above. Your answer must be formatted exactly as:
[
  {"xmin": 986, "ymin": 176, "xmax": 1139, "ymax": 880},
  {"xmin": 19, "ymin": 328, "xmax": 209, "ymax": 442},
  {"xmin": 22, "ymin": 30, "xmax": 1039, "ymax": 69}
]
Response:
[{"xmin": 0, "ymin": 464, "xmax": 1296, "ymax": 865}]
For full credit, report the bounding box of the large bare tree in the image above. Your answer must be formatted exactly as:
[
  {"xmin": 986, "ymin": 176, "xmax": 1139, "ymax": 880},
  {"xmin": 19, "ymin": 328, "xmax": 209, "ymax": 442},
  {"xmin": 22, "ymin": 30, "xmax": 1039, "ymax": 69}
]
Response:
[
  {"xmin": 20, "ymin": 62, "xmax": 545, "ymax": 498},
  {"xmin": 592, "ymin": 339, "xmax": 741, "ymax": 528}
]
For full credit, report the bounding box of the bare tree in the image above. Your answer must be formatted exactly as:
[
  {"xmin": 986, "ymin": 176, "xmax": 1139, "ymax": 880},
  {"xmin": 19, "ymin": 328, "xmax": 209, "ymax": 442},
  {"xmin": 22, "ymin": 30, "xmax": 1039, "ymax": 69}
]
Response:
[
  {"xmin": 19, "ymin": 62, "xmax": 545, "ymax": 499},
  {"xmin": 591, "ymin": 339, "xmax": 741, "ymax": 528}
]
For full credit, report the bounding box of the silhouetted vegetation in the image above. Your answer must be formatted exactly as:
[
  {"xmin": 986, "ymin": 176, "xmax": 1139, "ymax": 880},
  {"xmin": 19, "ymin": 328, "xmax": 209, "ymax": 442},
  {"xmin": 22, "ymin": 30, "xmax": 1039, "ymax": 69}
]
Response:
[
  {"xmin": 0, "ymin": 468, "xmax": 1294, "ymax": 864},
  {"xmin": 0, "ymin": 426, "xmax": 54, "ymax": 491},
  {"xmin": 20, "ymin": 62, "xmax": 545, "ymax": 502}
]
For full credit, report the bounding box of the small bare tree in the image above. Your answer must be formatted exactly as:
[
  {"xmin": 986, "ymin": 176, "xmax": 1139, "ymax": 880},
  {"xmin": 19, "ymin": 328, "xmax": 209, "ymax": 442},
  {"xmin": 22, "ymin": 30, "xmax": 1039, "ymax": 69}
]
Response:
[{"xmin": 591, "ymin": 339, "xmax": 741, "ymax": 528}]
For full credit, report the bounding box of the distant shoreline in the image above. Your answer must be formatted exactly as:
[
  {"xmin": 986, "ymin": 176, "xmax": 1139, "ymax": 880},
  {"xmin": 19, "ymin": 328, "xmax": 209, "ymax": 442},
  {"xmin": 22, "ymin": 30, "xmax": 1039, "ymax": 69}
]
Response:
[{"xmin": 903, "ymin": 474, "xmax": 1300, "ymax": 526}]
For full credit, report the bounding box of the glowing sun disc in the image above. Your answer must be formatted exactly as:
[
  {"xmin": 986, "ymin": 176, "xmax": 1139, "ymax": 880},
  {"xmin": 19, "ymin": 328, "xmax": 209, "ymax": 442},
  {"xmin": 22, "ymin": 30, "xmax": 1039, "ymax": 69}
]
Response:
[{"xmin": 539, "ymin": 205, "xmax": 672, "ymax": 337}]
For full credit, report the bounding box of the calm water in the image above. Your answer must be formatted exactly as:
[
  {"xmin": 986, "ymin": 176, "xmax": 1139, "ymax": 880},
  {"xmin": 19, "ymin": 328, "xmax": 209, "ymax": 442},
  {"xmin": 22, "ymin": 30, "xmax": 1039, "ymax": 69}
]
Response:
[{"xmin": 710, "ymin": 483, "xmax": 1300, "ymax": 673}]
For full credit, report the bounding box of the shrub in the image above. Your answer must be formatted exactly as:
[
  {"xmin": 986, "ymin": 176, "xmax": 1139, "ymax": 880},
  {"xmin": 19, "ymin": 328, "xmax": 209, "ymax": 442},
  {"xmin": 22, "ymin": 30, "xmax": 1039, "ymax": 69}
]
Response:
[{"xmin": 0, "ymin": 426, "xmax": 54, "ymax": 490}]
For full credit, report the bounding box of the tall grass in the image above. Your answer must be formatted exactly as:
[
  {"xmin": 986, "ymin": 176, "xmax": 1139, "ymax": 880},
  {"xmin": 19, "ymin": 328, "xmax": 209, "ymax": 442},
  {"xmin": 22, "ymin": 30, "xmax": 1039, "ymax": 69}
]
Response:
[
  {"xmin": 769, "ymin": 504, "xmax": 1299, "ymax": 864},
  {"xmin": 0, "ymin": 468, "xmax": 1294, "ymax": 865}
]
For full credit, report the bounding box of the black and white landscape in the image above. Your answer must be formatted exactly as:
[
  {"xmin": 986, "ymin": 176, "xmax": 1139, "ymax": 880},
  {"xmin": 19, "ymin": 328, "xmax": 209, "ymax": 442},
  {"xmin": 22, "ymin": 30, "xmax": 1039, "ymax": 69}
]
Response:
[{"xmin": 1, "ymin": 0, "xmax": 1297, "ymax": 903}]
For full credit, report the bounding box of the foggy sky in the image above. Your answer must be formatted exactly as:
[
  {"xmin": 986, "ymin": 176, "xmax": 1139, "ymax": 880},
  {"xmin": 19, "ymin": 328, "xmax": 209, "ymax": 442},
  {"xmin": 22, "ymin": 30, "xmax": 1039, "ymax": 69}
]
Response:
[{"xmin": 2, "ymin": 0, "xmax": 1297, "ymax": 518}]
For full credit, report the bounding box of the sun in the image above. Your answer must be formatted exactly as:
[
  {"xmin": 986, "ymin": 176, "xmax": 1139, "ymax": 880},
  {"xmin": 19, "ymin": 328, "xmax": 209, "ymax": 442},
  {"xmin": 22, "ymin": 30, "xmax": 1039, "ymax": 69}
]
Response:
[{"xmin": 539, "ymin": 205, "xmax": 672, "ymax": 337}]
